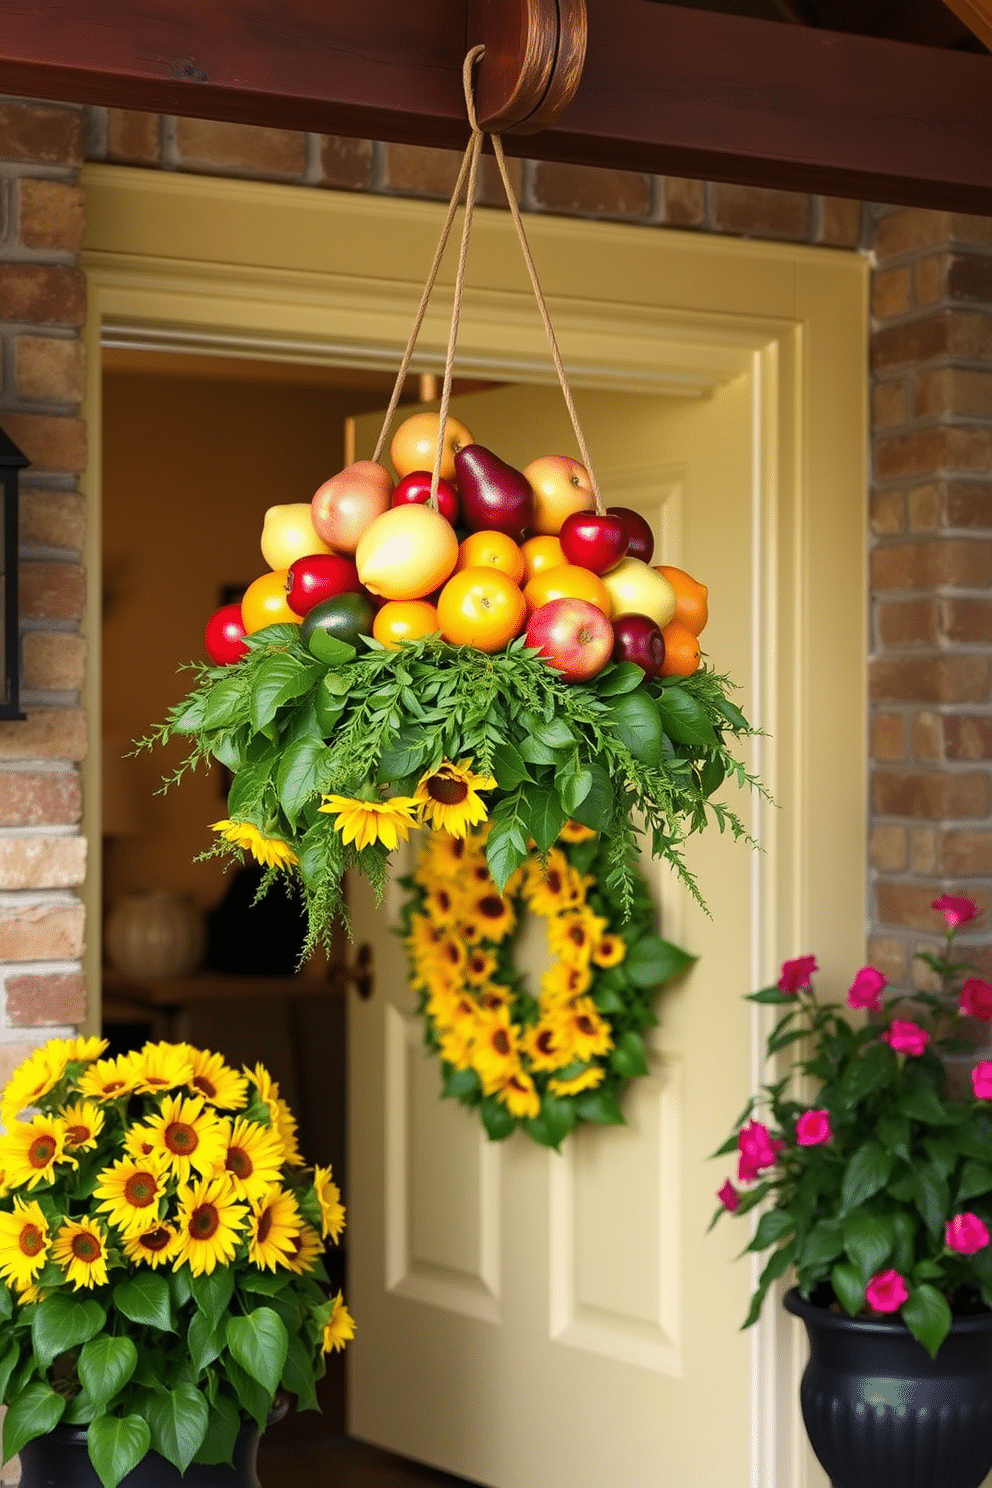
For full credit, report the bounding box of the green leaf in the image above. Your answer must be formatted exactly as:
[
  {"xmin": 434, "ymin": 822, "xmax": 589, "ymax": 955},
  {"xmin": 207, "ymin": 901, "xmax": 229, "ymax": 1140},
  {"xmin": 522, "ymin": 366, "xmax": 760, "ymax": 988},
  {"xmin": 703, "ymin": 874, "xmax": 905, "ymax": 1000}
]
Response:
[
  {"xmin": 441, "ymin": 1066, "xmax": 482, "ymax": 1101},
  {"xmin": 714, "ymin": 695, "xmax": 750, "ymax": 732},
  {"xmin": 595, "ymin": 662, "xmax": 645, "ymax": 697},
  {"xmin": 225, "ymin": 1357, "xmax": 271, "ymax": 1428},
  {"xmin": 909, "ymin": 1164, "xmax": 949, "ymax": 1237},
  {"xmin": 282, "ymin": 1334, "xmax": 320, "ymax": 1412},
  {"xmin": 570, "ymin": 761, "xmax": 614, "ymax": 831},
  {"xmin": 839, "ymin": 1042, "xmax": 892, "ymax": 1107},
  {"xmin": 610, "ymin": 1029, "xmax": 650, "ymax": 1078},
  {"xmin": 606, "ymin": 690, "xmax": 664, "ymax": 764},
  {"xmin": 840, "ymin": 1142, "xmax": 892, "ymax": 1213},
  {"xmin": 485, "ymin": 820, "xmax": 528, "ymax": 894},
  {"xmin": 877, "ymin": 1115, "xmax": 911, "ymax": 1161},
  {"xmin": 0, "ymin": 1339, "xmax": 19, "ymax": 1403},
  {"xmin": 147, "ymin": 1384, "xmax": 210, "ymax": 1474},
  {"xmin": 559, "ymin": 766, "xmax": 592, "ymax": 817},
  {"xmin": 625, "ymin": 935, "xmax": 695, "ymax": 989},
  {"xmin": 479, "ymin": 1097, "xmax": 517, "ymax": 1141},
  {"xmin": 31, "ymin": 1293, "xmax": 106, "ymax": 1371},
  {"xmin": 250, "ymin": 655, "xmax": 321, "ymax": 732},
  {"xmin": 114, "ymin": 1271, "xmax": 172, "ymax": 1332},
  {"xmin": 194, "ymin": 1391, "xmax": 242, "ymax": 1466},
  {"xmin": 523, "ymin": 1096, "xmax": 577, "ymax": 1151},
  {"xmin": 2, "ymin": 1382, "xmax": 65, "ymax": 1462},
  {"xmin": 842, "ymin": 1212, "xmax": 893, "ymax": 1284},
  {"xmin": 241, "ymin": 1269, "xmax": 293, "ymax": 1297},
  {"xmin": 202, "ymin": 676, "xmax": 246, "ymax": 729},
  {"xmin": 654, "ymin": 686, "xmax": 717, "ymax": 746},
  {"xmin": 490, "ymin": 742, "xmax": 533, "ymax": 789},
  {"xmin": 957, "ymin": 1159, "xmax": 992, "ymax": 1204},
  {"xmin": 746, "ymin": 1209, "xmax": 795, "ymax": 1253},
  {"xmin": 522, "ymin": 784, "xmax": 567, "ymax": 853},
  {"xmin": 314, "ymin": 683, "xmax": 346, "ymax": 735},
  {"xmin": 902, "ymin": 1284, "xmax": 952, "ymax": 1360},
  {"xmin": 86, "ymin": 1414, "xmax": 151, "ymax": 1488},
  {"xmin": 78, "ymin": 1336, "xmax": 137, "ymax": 1411},
  {"xmin": 168, "ymin": 1266, "xmax": 193, "ymax": 1311},
  {"xmin": 897, "ymin": 1085, "xmax": 951, "ymax": 1125},
  {"xmin": 192, "ymin": 1267, "xmax": 235, "ymax": 1331},
  {"xmin": 532, "ymin": 717, "xmax": 576, "ymax": 749},
  {"xmin": 306, "ymin": 633, "xmax": 356, "ymax": 666},
  {"xmin": 518, "ymin": 735, "xmax": 558, "ymax": 767},
  {"xmin": 0, "ymin": 1287, "xmax": 12, "ymax": 1323},
  {"xmin": 276, "ymin": 738, "xmax": 328, "ymax": 823},
  {"xmin": 831, "ymin": 1262, "xmax": 865, "ymax": 1317},
  {"xmin": 574, "ymin": 1089, "xmax": 626, "ymax": 1125},
  {"xmin": 890, "ymin": 1210, "xmax": 917, "ymax": 1273},
  {"xmin": 798, "ymin": 1220, "xmax": 844, "ymax": 1270},
  {"xmin": 188, "ymin": 1309, "xmax": 225, "ymax": 1375},
  {"xmin": 226, "ymin": 1307, "xmax": 289, "ymax": 1397}
]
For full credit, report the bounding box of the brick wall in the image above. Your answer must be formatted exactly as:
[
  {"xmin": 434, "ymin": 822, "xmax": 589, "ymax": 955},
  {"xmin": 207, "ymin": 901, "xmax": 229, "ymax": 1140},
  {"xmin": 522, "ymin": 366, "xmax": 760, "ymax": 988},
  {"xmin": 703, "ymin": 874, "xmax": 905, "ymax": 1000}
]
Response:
[{"xmin": 0, "ymin": 100, "xmax": 89, "ymax": 1083}]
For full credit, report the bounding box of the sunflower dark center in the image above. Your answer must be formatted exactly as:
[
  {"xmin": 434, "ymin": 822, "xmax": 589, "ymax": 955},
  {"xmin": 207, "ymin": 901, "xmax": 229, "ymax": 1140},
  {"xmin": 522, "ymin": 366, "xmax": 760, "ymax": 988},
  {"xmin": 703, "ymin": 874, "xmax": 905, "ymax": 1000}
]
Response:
[
  {"xmin": 569, "ymin": 925, "xmax": 586, "ymax": 946},
  {"xmin": 66, "ymin": 1125, "xmax": 90, "ymax": 1147},
  {"xmin": 226, "ymin": 1147, "xmax": 253, "ymax": 1179},
  {"xmin": 103, "ymin": 1080, "xmax": 126, "ymax": 1094},
  {"xmin": 537, "ymin": 1030, "xmax": 556, "ymax": 1054},
  {"xmin": 189, "ymin": 1204, "xmax": 219, "ymax": 1240},
  {"xmin": 145, "ymin": 1076, "xmax": 170, "ymax": 1088},
  {"xmin": 478, "ymin": 896, "xmax": 504, "ymax": 919},
  {"xmin": 491, "ymin": 1029, "xmax": 511, "ymax": 1056},
  {"xmin": 428, "ymin": 778, "xmax": 469, "ymax": 805},
  {"xmin": 437, "ymin": 889, "xmax": 452, "ymax": 912},
  {"xmin": 192, "ymin": 1075, "xmax": 217, "ymax": 1098},
  {"xmin": 165, "ymin": 1122, "xmax": 198, "ymax": 1155},
  {"xmin": 71, "ymin": 1232, "xmax": 101, "ymax": 1262},
  {"xmin": 19, "ymin": 1224, "xmax": 44, "ymax": 1257},
  {"xmin": 546, "ymin": 870, "xmax": 562, "ymax": 893},
  {"xmin": 257, "ymin": 1208, "xmax": 273, "ymax": 1244},
  {"xmin": 141, "ymin": 1227, "xmax": 173, "ymax": 1253},
  {"xmin": 576, "ymin": 1015, "xmax": 596, "ymax": 1035},
  {"xmin": 124, "ymin": 1172, "xmax": 158, "ymax": 1207},
  {"xmin": 443, "ymin": 943, "xmax": 460, "ymax": 965},
  {"xmin": 28, "ymin": 1136, "xmax": 56, "ymax": 1168}
]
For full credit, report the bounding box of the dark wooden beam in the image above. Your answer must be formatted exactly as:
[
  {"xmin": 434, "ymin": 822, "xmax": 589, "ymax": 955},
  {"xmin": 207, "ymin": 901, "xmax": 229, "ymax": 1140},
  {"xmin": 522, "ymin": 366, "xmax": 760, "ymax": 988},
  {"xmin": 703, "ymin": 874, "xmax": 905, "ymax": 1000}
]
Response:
[
  {"xmin": 941, "ymin": 0, "xmax": 992, "ymax": 51},
  {"xmin": 0, "ymin": 0, "xmax": 990, "ymax": 213}
]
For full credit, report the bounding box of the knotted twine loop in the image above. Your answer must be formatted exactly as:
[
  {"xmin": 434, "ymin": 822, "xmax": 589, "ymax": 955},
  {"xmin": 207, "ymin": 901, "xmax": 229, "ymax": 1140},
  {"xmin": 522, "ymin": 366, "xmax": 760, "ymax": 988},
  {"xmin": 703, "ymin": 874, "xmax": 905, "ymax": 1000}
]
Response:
[{"xmin": 372, "ymin": 43, "xmax": 605, "ymax": 516}]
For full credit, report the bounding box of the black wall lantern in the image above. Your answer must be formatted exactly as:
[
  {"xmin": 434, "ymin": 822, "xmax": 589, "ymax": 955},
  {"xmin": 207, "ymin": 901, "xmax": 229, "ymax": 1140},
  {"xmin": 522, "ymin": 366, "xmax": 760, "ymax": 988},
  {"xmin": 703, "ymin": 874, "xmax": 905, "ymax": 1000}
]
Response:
[{"xmin": 0, "ymin": 426, "xmax": 28, "ymax": 722}]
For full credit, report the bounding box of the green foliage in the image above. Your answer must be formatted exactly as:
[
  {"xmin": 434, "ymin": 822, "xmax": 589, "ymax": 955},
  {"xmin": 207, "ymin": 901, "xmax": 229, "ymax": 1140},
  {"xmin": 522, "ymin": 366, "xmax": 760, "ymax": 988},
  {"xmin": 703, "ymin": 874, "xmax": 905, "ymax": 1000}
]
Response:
[
  {"xmin": 713, "ymin": 919, "xmax": 992, "ymax": 1358},
  {"xmin": 139, "ymin": 628, "xmax": 761, "ymax": 951}
]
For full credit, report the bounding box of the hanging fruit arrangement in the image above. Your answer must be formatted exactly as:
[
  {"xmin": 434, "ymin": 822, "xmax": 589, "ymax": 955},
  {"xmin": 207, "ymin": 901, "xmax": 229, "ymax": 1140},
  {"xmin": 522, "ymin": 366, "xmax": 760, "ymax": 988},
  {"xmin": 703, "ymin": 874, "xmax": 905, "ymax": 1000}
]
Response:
[{"xmin": 140, "ymin": 49, "xmax": 760, "ymax": 954}]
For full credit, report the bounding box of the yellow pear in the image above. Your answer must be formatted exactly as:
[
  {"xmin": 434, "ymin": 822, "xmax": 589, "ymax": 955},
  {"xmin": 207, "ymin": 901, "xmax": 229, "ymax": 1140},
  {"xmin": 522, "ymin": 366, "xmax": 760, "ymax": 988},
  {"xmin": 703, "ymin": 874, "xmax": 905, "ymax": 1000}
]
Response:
[
  {"xmin": 600, "ymin": 557, "xmax": 677, "ymax": 628},
  {"xmin": 356, "ymin": 505, "xmax": 459, "ymax": 600}
]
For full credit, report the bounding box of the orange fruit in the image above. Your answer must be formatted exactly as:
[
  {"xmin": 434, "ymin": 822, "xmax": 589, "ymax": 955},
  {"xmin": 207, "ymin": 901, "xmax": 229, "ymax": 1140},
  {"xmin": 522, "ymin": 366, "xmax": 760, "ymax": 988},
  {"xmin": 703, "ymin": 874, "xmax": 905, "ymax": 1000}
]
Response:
[
  {"xmin": 456, "ymin": 531, "xmax": 526, "ymax": 585},
  {"xmin": 355, "ymin": 506, "xmax": 459, "ymax": 599},
  {"xmin": 523, "ymin": 564, "xmax": 612, "ymax": 618},
  {"xmin": 521, "ymin": 535, "xmax": 567, "ymax": 585},
  {"xmin": 655, "ymin": 565, "xmax": 709, "ymax": 636},
  {"xmin": 437, "ymin": 568, "xmax": 527, "ymax": 653},
  {"xmin": 659, "ymin": 620, "xmax": 701, "ymax": 677},
  {"xmin": 373, "ymin": 600, "xmax": 440, "ymax": 650},
  {"xmin": 389, "ymin": 411, "xmax": 474, "ymax": 484},
  {"xmin": 241, "ymin": 570, "xmax": 301, "ymax": 634}
]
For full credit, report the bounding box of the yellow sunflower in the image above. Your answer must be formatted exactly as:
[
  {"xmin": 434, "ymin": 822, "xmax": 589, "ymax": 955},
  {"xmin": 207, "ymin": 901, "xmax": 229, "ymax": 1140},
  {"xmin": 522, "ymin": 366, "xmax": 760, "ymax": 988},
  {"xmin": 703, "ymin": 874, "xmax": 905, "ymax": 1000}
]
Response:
[
  {"xmin": 210, "ymin": 819, "xmax": 299, "ymax": 869},
  {"xmin": 77, "ymin": 1054, "xmax": 140, "ymax": 1103},
  {"xmin": 476, "ymin": 984, "xmax": 515, "ymax": 1013},
  {"xmin": 464, "ymin": 947, "xmax": 498, "ymax": 985},
  {"xmin": 437, "ymin": 1021, "xmax": 478, "ymax": 1071},
  {"xmin": 406, "ymin": 913, "xmax": 445, "ymax": 961},
  {"xmin": 548, "ymin": 1064, "xmax": 606, "ymax": 1098},
  {"xmin": 539, "ymin": 960, "xmax": 592, "ymax": 1006},
  {"xmin": 93, "ymin": 1152, "xmax": 170, "ymax": 1235},
  {"xmin": 0, "ymin": 1114, "xmax": 72, "ymax": 1190},
  {"xmin": 430, "ymin": 934, "xmax": 468, "ymax": 980},
  {"xmin": 472, "ymin": 1007, "xmax": 522, "ymax": 1095},
  {"xmin": 313, "ymin": 1165, "xmax": 346, "ymax": 1242},
  {"xmin": 559, "ymin": 820, "xmax": 598, "ymax": 844},
  {"xmin": 125, "ymin": 1041, "xmax": 194, "ymax": 1096},
  {"xmin": 121, "ymin": 1222, "xmax": 182, "ymax": 1269},
  {"xmin": 0, "ymin": 1198, "xmax": 50, "ymax": 1290},
  {"xmin": 140, "ymin": 1093, "xmax": 228, "ymax": 1185},
  {"xmin": 246, "ymin": 1066, "xmax": 303, "ymax": 1166},
  {"xmin": 465, "ymin": 889, "xmax": 516, "ymax": 944},
  {"xmin": 218, "ymin": 1116, "xmax": 286, "ymax": 1204},
  {"xmin": 521, "ymin": 1020, "xmax": 576, "ymax": 1073},
  {"xmin": 547, "ymin": 908, "xmax": 607, "ymax": 967},
  {"xmin": 57, "ymin": 1035, "xmax": 109, "ymax": 1063},
  {"xmin": 422, "ymin": 882, "xmax": 464, "ymax": 928},
  {"xmin": 554, "ymin": 998, "xmax": 614, "ymax": 1062},
  {"xmin": 427, "ymin": 988, "xmax": 478, "ymax": 1033},
  {"xmin": 322, "ymin": 1292, "xmax": 357, "ymax": 1353},
  {"xmin": 413, "ymin": 760, "xmax": 496, "ymax": 838},
  {"xmin": 124, "ymin": 1126, "xmax": 156, "ymax": 1162},
  {"xmin": 495, "ymin": 1069, "xmax": 541, "ymax": 1119},
  {"xmin": 420, "ymin": 830, "xmax": 472, "ymax": 879},
  {"xmin": 51, "ymin": 1218, "xmax": 109, "ymax": 1290},
  {"xmin": 318, "ymin": 794, "xmax": 419, "ymax": 851},
  {"xmin": 1, "ymin": 1044, "xmax": 68, "ymax": 1124},
  {"xmin": 592, "ymin": 932, "xmax": 627, "ymax": 968},
  {"xmin": 60, "ymin": 1101, "xmax": 105, "ymax": 1154},
  {"xmin": 526, "ymin": 850, "xmax": 587, "ymax": 916},
  {"xmin": 174, "ymin": 1176, "xmax": 248, "ymax": 1276},
  {"xmin": 283, "ymin": 1221, "xmax": 324, "ymax": 1275},
  {"xmin": 187, "ymin": 1048, "xmax": 249, "ymax": 1110},
  {"xmin": 247, "ymin": 1186, "xmax": 303, "ymax": 1271}
]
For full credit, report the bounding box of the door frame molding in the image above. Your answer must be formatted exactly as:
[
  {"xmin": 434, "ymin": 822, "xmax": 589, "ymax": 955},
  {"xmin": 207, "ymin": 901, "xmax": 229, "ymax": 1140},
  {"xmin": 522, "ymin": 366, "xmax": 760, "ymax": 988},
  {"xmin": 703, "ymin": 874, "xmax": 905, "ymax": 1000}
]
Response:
[{"xmin": 81, "ymin": 163, "xmax": 868, "ymax": 1488}]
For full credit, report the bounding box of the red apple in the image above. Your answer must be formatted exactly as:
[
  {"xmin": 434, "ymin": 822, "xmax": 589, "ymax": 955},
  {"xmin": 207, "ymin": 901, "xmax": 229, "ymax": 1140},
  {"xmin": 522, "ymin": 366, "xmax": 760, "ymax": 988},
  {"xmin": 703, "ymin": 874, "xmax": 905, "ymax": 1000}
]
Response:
[
  {"xmin": 608, "ymin": 506, "xmax": 655, "ymax": 564},
  {"xmin": 612, "ymin": 613, "xmax": 665, "ymax": 678},
  {"xmin": 391, "ymin": 470, "xmax": 460, "ymax": 525},
  {"xmin": 312, "ymin": 461, "xmax": 393, "ymax": 554},
  {"xmin": 559, "ymin": 510, "xmax": 629, "ymax": 574},
  {"xmin": 204, "ymin": 604, "xmax": 249, "ymax": 665},
  {"xmin": 525, "ymin": 597, "xmax": 614, "ymax": 683},
  {"xmin": 285, "ymin": 554, "xmax": 365, "ymax": 617}
]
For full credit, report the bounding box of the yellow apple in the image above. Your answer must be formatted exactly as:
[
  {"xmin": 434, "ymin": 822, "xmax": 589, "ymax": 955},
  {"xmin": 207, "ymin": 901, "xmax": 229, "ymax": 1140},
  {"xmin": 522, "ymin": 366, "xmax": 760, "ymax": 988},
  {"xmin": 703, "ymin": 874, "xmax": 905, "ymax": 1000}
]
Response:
[
  {"xmin": 523, "ymin": 455, "xmax": 595, "ymax": 535},
  {"xmin": 356, "ymin": 505, "xmax": 459, "ymax": 600},
  {"xmin": 260, "ymin": 504, "xmax": 331, "ymax": 570},
  {"xmin": 600, "ymin": 557, "xmax": 677, "ymax": 628},
  {"xmin": 390, "ymin": 412, "xmax": 475, "ymax": 484}
]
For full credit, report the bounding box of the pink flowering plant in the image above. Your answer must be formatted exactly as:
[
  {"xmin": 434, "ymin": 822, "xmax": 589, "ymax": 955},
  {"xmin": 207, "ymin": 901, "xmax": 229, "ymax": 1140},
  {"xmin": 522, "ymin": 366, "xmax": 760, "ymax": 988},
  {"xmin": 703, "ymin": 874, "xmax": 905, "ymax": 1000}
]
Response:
[{"xmin": 713, "ymin": 895, "xmax": 992, "ymax": 1357}]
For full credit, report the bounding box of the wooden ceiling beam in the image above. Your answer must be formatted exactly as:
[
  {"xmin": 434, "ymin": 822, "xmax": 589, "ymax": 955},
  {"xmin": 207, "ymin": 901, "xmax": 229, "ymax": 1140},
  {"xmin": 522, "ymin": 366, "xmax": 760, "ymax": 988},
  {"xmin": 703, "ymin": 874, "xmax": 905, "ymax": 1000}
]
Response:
[
  {"xmin": 0, "ymin": 0, "xmax": 990, "ymax": 213},
  {"xmin": 941, "ymin": 0, "xmax": 992, "ymax": 51}
]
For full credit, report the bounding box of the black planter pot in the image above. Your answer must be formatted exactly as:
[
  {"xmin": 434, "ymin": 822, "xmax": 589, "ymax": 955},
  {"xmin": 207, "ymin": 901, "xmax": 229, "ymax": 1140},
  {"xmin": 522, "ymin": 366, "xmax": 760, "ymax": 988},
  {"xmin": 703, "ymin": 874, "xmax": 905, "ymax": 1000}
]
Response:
[
  {"xmin": 785, "ymin": 1286, "xmax": 992, "ymax": 1488},
  {"xmin": 18, "ymin": 1420, "xmax": 267, "ymax": 1488}
]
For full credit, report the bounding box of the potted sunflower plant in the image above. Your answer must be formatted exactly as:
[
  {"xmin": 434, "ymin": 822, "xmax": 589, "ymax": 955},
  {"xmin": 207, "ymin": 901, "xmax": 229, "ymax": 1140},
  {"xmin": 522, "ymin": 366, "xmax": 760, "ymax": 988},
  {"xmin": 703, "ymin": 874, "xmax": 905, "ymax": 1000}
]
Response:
[
  {"xmin": 0, "ymin": 1036, "xmax": 353, "ymax": 1488},
  {"xmin": 712, "ymin": 894, "xmax": 992, "ymax": 1488}
]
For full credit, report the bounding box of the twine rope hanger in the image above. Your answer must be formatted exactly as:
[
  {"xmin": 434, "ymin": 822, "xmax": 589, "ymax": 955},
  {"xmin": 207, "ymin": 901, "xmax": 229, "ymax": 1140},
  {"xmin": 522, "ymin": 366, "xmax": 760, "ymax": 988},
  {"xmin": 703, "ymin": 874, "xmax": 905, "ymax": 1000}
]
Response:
[{"xmin": 371, "ymin": 44, "xmax": 606, "ymax": 517}]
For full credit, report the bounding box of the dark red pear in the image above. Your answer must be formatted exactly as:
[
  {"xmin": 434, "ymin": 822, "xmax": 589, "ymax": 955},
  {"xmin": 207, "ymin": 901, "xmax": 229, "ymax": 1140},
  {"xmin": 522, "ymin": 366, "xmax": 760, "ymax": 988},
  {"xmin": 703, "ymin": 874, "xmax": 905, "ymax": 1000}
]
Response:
[
  {"xmin": 559, "ymin": 510, "xmax": 629, "ymax": 575},
  {"xmin": 608, "ymin": 506, "xmax": 655, "ymax": 564},
  {"xmin": 454, "ymin": 444, "xmax": 535, "ymax": 538}
]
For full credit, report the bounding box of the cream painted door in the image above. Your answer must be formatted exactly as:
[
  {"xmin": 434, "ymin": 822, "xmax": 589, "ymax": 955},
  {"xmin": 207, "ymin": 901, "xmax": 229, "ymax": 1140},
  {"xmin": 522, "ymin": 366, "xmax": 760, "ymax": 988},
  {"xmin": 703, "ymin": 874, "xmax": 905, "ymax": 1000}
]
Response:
[{"xmin": 345, "ymin": 380, "xmax": 767, "ymax": 1488}]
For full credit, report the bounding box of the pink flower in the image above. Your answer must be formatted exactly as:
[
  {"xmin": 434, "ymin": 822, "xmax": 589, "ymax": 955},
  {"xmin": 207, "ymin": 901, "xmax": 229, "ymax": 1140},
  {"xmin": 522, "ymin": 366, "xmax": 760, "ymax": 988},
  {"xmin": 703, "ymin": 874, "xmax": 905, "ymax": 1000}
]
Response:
[
  {"xmin": 972, "ymin": 1061, "xmax": 992, "ymax": 1100},
  {"xmin": 717, "ymin": 1180, "xmax": 741, "ymax": 1213},
  {"xmin": 847, "ymin": 966, "xmax": 886, "ymax": 1011},
  {"xmin": 932, "ymin": 894, "xmax": 979, "ymax": 931},
  {"xmin": 795, "ymin": 1109, "xmax": 832, "ymax": 1146},
  {"xmin": 778, "ymin": 956, "xmax": 818, "ymax": 994},
  {"xmin": 865, "ymin": 1269, "xmax": 909, "ymax": 1313},
  {"xmin": 960, "ymin": 979, "xmax": 992, "ymax": 1021},
  {"xmin": 881, "ymin": 1020, "xmax": 930, "ymax": 1057},
  {"xmin": 737, "ymin": 1119, "xmax": 784, "ymax": 1183},
  {"xmin": 945, "ymin": 1213, "xmax": 991, "ymax": 1255}
]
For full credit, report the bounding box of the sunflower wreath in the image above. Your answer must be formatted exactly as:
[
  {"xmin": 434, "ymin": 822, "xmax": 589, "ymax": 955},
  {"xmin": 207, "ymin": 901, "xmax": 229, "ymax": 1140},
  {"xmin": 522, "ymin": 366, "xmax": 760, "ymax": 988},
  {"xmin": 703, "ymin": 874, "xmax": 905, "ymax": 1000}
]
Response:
[{"xmin": 400, "ymin": 820, "xmax": 693, "ymax": 1149}]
